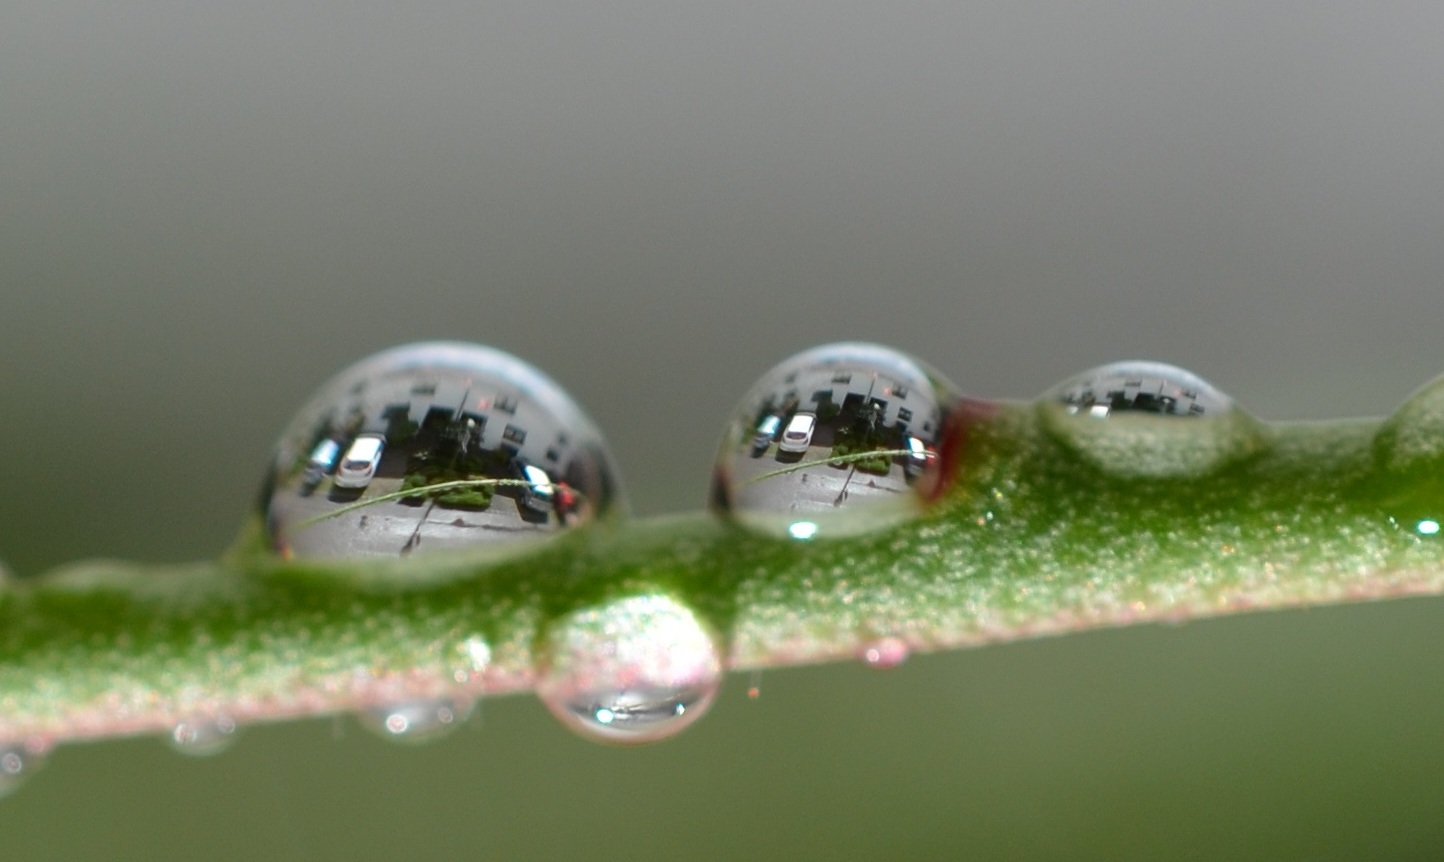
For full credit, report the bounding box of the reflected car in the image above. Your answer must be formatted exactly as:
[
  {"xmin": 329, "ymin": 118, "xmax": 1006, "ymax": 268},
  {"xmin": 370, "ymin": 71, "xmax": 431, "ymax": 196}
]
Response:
[
  {"xmin": 752, "ymin": 415, "xmax": 783, "ymax": 454},
  {"xmin": 904, "ymin": 435, "xmax": 931, "ymax": 478},
  {"xmin": 779, "ymin": 413, "xmax": 817, "ymax": 454},
  {"xmin": 301, "ymin": 439, "xmax": 341, "ymax": 490},
  {"xmin": 334, "ymin": 435, "xmax": 385, "ymax": 489},
  {"xmin": 518, "ymin": 462, "xmax": 556, "ymax": 513}
]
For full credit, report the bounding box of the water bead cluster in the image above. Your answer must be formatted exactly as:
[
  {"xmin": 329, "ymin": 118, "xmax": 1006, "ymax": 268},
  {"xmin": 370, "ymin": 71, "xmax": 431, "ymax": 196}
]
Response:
[
  {"xmin": 5, "ymin": 336, "xmax": 1442, "ymax": 797},
  {"xmin": 251, "ymin": 340, "xmax": 1283, "ymax": 754}
]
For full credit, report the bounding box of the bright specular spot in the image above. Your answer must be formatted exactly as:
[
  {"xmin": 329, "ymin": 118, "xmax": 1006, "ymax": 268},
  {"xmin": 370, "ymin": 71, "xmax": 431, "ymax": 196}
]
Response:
[
  {"xmin": 261, "ymin": 342, "xmax": 622, "ymax": 560},
  {"xmin": 1417, "ymin": 520, "xmax": 1441, "ymax": 535},
  {"xmin": 710, "ymin": 342, "xmax": 960, "ymax": 539},
  {"xmin": 787, "ymin": 521, "xmax": 819, "ymax": 540}
]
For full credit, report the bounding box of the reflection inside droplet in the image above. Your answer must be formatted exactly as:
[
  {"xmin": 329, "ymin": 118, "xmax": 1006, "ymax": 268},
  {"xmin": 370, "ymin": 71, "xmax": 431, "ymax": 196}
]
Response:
[
  {"xmin": 1417, "ymin": 520, "xmax": 1440, "ymax": 536},
  {"xmin": 1039, "ymin": 361, "xmax": 1263, "ymax": 477},
  {"xmin": 537, "ymin": 594, "xmax": 723, "ymax": 745},
  {"xmin": 358, "ymin": 698, "xmax": 473, "ymax": 744},
  {"xmin": 262, "ymin": 342, "xmax": 623, "ymax": 560},
  {"xmin": 710, "ymin": 342, "xmax": 961, "ymax": 539}
]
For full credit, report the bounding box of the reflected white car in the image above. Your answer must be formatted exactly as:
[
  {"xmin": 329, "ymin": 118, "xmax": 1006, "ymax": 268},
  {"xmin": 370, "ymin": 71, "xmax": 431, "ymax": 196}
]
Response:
[
  {"xmin": 334, "ymin": 435, "xmax": 385, "ymax": 489},
  {"xmin": 778, "ymin": 413, "xmax": 817, "ymax": 454}
]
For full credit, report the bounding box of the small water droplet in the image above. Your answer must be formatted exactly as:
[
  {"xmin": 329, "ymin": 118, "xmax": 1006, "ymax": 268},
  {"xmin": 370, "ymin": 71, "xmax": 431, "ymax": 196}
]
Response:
[
  {"xmin": 358, "ymin": 698, "xmax": 474, "ymax": 744},
  {"xmin": 537, "ymin": 594, "xmax": 723, "ymax": 745},
  {"xmin": 710, "ymin": 342, "xmax": 961, "ymax": 539},
  {"xmin": 0, "ymin": 744, "xmax": 44, "ymax": 799},
  {"xmin": 262, "ymin": 342, "xmax": 624, "ymax": 559},
  {"xmin": 169, "ymin": 716, "xmax": 239, "ymax": 757},
  {"xmin": 1371, "ymin": 377, "xmax": 1444, "ymax": 532},
  {"xmin": 1039, "ymin": 361, "xmax": 1264, "ymax": 477},
  {"xmin": 1377, "ymin": 373, "xmax": 1444, "ymax": 474},
  {"xmin": 861, "ymin": 636, "xmax": 910, "ymax": 669}
]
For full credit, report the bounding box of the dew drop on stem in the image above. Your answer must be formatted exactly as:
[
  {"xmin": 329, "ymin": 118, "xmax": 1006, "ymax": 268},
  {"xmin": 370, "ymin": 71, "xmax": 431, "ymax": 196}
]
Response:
[
  {"xmin": 1373, "ymin": 374, "xmax": 1444, "ymax": 536},
  {"xmin": 169, "ymin": 715, "xmax": 239, "ymax": 757},
  {"xmin": 537, "ymin": 594, "xmax": 723, "ymax": 745},
  {"xmin": 357, "ymin": 698, "xmax": 474, "ymax": 744},
  {"xmin": 710, "ymin": 342, "xmax": 962, "ymax": 540},
  {"xmin": 1038, "ymin": 361, "xmax": 1264, "ymax": 477},
  {"xmin": 861, "ymin": 636, "xmax": 910, "ymax": 669},
  {"xmin": 261, "ymin": 342, "xmax": 624, "ymax": 560},
  {"xmin": 0, "ymin": 744, "xmax": 44, "ymax": 800}
]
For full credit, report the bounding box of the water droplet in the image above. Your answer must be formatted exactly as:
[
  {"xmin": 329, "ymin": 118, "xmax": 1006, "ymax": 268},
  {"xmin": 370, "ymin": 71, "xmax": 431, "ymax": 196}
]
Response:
[
  {"xmin": 262, "ymin": 342, "xmax": 624, "ymax": 559},
  {"xmin": 710, "ymin": 342, "xmax": 961, "ymax": 539},
  {"xmin": 1038, "ymin": 361, "xmax": 1264, "ymax": 477},
  {"xmin": 358, "ymin": 698, "xmax": 474, "ymax": 744},
  {"xmin": 1377, "ymin": 373, "xmax": 1444, "ymax": 474},
  {"xmin": 537, "ymin": 594, "xmax": 723, "ymax": 745},
  {"xmin": 1371, "ymin": 377, "xmax": 1444, "ymax": 533},
  {"xmin": 861, "ymin": 636, "xmax": 910, "ymax": 669},
  {"xmin": 169, "ymin": 716, "xmax": 238, "ymax": 757},
  {"xmin": 0, "ymin": 744, "xmax": 44, "ymax": 799}
]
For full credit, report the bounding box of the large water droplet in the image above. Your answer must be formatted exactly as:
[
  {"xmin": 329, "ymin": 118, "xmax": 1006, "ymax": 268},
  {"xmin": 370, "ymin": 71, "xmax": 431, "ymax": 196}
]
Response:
[
  {"xmin": 537, "ymin": 594, "xmax": 723, "ymax": 745},
  {"xmin": 262, "ymin": 342, "xmax": 623, "ymax": 559},
  {"xmin": 0, "ymin": 744, "xmax": 44, "ymax": 799},
  {"xmin": 710, "ymin": 342, "xmax": 961, "ymax": 539},
  {"xmin": 357, "ymin": 697, "xmax": 473, "ymax": 744},
  {"xmin": 1038, "ymin": 361, "xmax": 1264, "ymax": 477},
  {"xmin": 169, "ymin": 716, "xmax": 239, "ymax": 757}
]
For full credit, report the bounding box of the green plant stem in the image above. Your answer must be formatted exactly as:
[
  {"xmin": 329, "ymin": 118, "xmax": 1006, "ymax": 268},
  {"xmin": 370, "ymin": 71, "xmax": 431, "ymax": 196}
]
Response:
[{"xmin": 3, "ymin": 401, "xmax": 1443, "ymax": 748}]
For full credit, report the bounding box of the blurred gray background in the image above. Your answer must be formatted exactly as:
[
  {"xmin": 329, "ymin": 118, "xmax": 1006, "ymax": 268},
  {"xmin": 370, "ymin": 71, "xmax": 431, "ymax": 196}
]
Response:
[{"xmin": 3, "ymin": 3, "xmax": 1443, "ymax": 859}]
